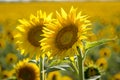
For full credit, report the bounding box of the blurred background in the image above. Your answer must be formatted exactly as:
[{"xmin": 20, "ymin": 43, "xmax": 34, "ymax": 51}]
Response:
[
  {"xmin": 0, "ymin": 0, "xmax": 120, "ymax": 80},
  {"xmin": 0, "ymin": 0, "xmax": 120, "ymax": 2}
]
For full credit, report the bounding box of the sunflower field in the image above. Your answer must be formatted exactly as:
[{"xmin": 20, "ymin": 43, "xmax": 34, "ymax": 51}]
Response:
[{"xmin": 0, "ymin": 1, "xmax": 120, "ymax": 80}]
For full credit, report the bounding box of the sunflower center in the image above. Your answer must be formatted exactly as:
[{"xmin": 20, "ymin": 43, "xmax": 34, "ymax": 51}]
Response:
[
  {"xmin": 85, "ymin": 67, "xmax": 100, "ymax": 79},
  {"xmin": 27, "ymin": 25, "xmax": 43, "ymax": 47},
  {"xmin": 52, "ymin": 74, "xmax": 57, "ymax": 80},
  {"xmin": 100, "ymin": 63, "xmax": 104, "ymax": 67},
  {"xmin": 9, "ymin": 57, "xmax": 13, "ymax": 62},
  {"xmin": 18, "ymin": 66, "xmax": 35, "ymax": 80},
  {"xmin": 104, "ymin": 52, "xmax": 107, "ymax": 56},
  {"xmin": 55, "ymin": 24, "xmax": 78, "ymax": 50},
  {"xmin": 3, "ymin": 74, "xmax": 8, "ymax": 78}
]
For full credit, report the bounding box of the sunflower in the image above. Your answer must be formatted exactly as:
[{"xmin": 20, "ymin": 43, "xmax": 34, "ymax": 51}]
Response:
[
  {"xmin": 84, "ymin": 58, "xmax": 102, "ymax": 79},
  {"xmin": 47, "ymin": 71, "xmax": 61, "ymax": 80},
  {"xmin": 4, "ymin": 27, "xmax": 15, "ymax": 43},
  {"xmin": 1, "ymin": 70, "xmax": 14, "ymax": 79},
  {"xmin": 99, "ymin": 47, "xmax": 111, "ymax": 58},
  {"xmin": 14, "ymin": 10, "xmax": 53, "ymax": 59},
  {"xmin": 5, "ymin": 53, "xmax": 18, "ymax": 64},
  {"xmin": 84, "ymin": 66, "xmax": 101, "ymax": 79},
  {"xmin": 15, "ymin": 59, "xmax": 40, "ymax": 80},
  {"xmin": 95, "ymin": 58, "xmax": 108, "ymax": 70},
  {"xmin": 41, "ymin": 7, "xmax": 91, "ymax": 58},
  {"xmin": 111, "ymin": 73, "xmax": 120, "ymax": 80}
]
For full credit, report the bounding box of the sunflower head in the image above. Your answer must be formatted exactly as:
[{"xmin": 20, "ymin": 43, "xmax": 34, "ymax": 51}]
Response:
[
  {"xmin": 41, "ymin": 7, "xmax": 91, "ymax": 59},
  {"xmin": 47, "ymin": 71, "xmax": 61, "ymax": 80},
  {"xmin": 5, "ymin": 29, "xmax": 14, "ymax": 42},
  {"xmin": 5, "ymin": 53, "xmax": 18, "ymax": 64},
  {"xmin": 84, "ymin": 61, "xmax": 102, "ymax": 79},
  {"xmin": 84, "ymin": 66, "xmax": 101, "ymax": 79},
  {"xmin": 111, "ymin": 73, "xmax": 120, "ymax": 80},
  {"xmin": 14, "ymin": 10, "xmax": 53, "ymax": 59},
  {"xmin": 1, "ymin": 70, "xmax": 14, "ymax": 79},
  {"xmin": 99, "ymin": 47, "xmax": 111, "ymax": 58},
  {"xmin": 95, "ymin": 58, "xmax": 108, "ymax": 70},
  {"xmin": 15, "ymin": 59, "xmax": 40, "ymax": 80},
  {"xmin": 84, "ymin": 57, "xmax": 104, "ymax": 79}
]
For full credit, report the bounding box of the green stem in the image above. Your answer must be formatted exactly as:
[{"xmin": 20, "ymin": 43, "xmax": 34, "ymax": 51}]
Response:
[
  {"xmin": 42, "ymin": 58, "xmax": 45, "ymax": 80},
  {"xmin": 77, "ymin": 46, "xmax": 84, "ymax": 80},
  {"xmin": 77, "ymin": 55, "xmax": 84, "ymax": 80},
  {"xmin": 72, "ymin": 61, "xmax": 79, "ymax": 75},
  {"xmin": 40, "ymin": 57, "xmax": 43, "ymax": 80}
]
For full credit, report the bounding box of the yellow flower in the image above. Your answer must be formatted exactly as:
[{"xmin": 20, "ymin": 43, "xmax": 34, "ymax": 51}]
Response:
[
  {"xmin": 111, "ymin": 73, "xmax": 120, "ymax": 80},
  {"xmin": 84, "ymin": 58, "xmax": 102, "ymax": 79},
  {"xmin": 41, "ymin": 7, "xmax": 91, "ymax": 58},
  {"xmin": 95, "ymin": 58, "xmax": 108, "ymax": 70},
  {"xmin": 3, "ymin": 19, "xmax": 15, "ymax": 43},
  {"xmin": 15, "ymin": 59, "xmax": 40, "ymax": 80},
  {"xmin": 1, "ymin": 70, "xmax": 14, "ymax": 79},
  {"xmin": 47, "ymin": 71, "xmax": 73, "ymax": 80},
  {"xmin": 99, "ymin": 47, "xmax": 111, "ymax": 58},
  {"xmin": 4, "ymin": 28, "xmax": 15, "ymax": 43},
  {"xmin": 5, "ymin": 53, "xmax": 18, "ymax": 64},
  {"xmin": 14, "ymin": 10, "xmax": 53, "ymax": 59},
  {"xmin": 47, "ymin": 71, "xmax": 61, "ymax": 80},
  {"xmin": 84, "ymin": 67, "xmax": 101, "ymax": 79}
]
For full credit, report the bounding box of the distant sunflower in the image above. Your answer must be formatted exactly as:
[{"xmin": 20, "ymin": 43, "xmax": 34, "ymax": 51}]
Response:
[
  {"xmin": 14, "ymin": 10, "xmax": 53, "ymax": 59},
  {"xmin": 84, "ymin": 59, "xmax": 102, "ymax": 79},
  {"xmin": 47, "ymin": 71, "xmax": 61, "ymax": 80},
  {"xmin": 95, "ymin": 58, "xmax": 108, "ymax": 70},
  {"xmin": 99, "ymin": 47, "xmax": 111, "ymax": 58},
  {"xmin": 41, "ymin": 7, "xmax": 91, "ymax": 58},
  {"xmin": 1, "ymin": 70, "xmax": 14, "ymax": 79},
  {"xmin": 15, "ymin": 59, "xmax": 40, "ymax": 80},
  {"xmin": 5, "ymin": 53, "xmax": 18, "ymax": 64},
  {"xmin": 4, "ymin": 27, "xmax": 15, "ymax": 43},
  {"xmin": 2, "ymin": 19, "xmax": 16, "ymax": 43},
  {"xmin": 111, "ymin": 73, "xmax": 120, "ymax": 80}
]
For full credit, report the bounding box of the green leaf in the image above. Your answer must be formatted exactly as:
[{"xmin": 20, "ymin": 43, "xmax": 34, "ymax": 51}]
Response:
[
  {"xmin": 6, "ymin": 76, "xmax": 17, "ymax": 80},
  {"xmin": 48, "ymin": 59, "xmax": 70, "ymax": 67},
  {"xmin": 45, "ymin": 65, "xmax": 70, "ymax": 73},
  {"xmin": 29, "ymin": 60, "xmax": 37, "ymax": 63},
  {"xmin": 85, "ymin": 37, "xmax": 117, "ymax": 51},
  {"xmin": 86, "ymin": 75, "xmax": 101, "ymax": 80}
]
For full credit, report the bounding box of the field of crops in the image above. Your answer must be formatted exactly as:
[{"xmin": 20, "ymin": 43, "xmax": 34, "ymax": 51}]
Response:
[{"xmin": 0, "ymin": 2, "xmax": 120, "ymax": 80}]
